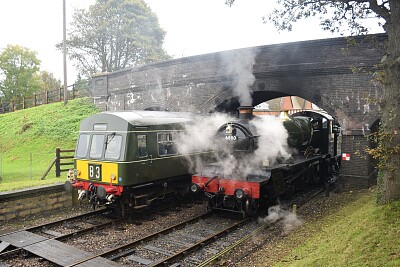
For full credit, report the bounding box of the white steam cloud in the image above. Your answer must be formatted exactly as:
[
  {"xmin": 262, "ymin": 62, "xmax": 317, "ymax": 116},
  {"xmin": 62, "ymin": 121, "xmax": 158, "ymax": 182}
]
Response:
[
  {"xmin": 176, "ymin": 113, "xmax": 292, "ymax": 178},
  {"xmin": 220, "ymin": 48, "xmax": 257, "ymax": 106},
  {"xmin": 259, "ymin": 205, "xmax": 303, "ymax": 235},
  {"xmin": 176, "ymin": 113, "xmax": 233, "ymax": 172}
]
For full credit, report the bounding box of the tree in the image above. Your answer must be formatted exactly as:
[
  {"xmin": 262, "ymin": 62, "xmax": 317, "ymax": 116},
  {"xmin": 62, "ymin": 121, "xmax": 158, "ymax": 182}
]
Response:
[
  {"xmin": 59, "ymin": 0, "xmax": 170, "ymax": 77},
  {"xmin": 0, "ymin": 45, "xmax": 42, "ymax": 102},
  {"xmin": 73, "ymin": 74, "xmax": 92, "ymax": 97},
  {"xmin": 227, "ymin": 0, "xmax": 399, "ymax": 203},
  {"xmin": 36, "ymin": 70, "xmax": 61, "ymax": 92}
]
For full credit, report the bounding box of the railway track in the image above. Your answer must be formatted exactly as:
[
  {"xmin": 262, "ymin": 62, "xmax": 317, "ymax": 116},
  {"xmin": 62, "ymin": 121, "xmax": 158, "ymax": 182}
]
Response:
[
  {"xmin": 0, "ymin": 208, "xmax": 120, "ymax": 258},
  {"xmin": 0, "ymin": 197, "xmax": 208, "ymax": 267},
  {"xmin": 197, "ymin": 186, "xmax": 328, "ymax": 266},
  {"xmin": 0, "ymin": 186, "xmax": 329, "ymax": 267},
  {"xmin": 66, "ymin": 211, "xmax": 249, "ymax": 267}
]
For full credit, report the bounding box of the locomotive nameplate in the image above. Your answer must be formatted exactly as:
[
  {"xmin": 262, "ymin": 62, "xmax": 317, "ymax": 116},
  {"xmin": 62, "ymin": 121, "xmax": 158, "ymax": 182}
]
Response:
[{"xmin": 88, "ymin": 164, "xmax": 102, "ymax": 180}]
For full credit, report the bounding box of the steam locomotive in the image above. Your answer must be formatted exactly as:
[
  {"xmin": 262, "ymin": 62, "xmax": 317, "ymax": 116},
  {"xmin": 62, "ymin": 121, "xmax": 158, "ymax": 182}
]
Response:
[{"xmin": 190, "ymin": 106, "xmax": 341, "ymax": 217}]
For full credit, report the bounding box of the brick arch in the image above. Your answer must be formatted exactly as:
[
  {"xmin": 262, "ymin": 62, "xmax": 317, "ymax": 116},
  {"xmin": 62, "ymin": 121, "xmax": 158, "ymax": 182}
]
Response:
[{"xmin": 92, "ymin": 34, "xmax": 386, "ymax": 191}]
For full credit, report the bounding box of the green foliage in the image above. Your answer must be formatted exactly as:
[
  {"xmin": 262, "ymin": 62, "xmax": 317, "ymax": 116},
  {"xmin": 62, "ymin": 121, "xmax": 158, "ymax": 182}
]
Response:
[
  {"xmin": 366, "ymin": 129, "xmax": 400, "ymax": 173},
  {"xmin": 228, "ymin": 1, "xmax": 389, "ymax": 35},
  {"xmin": 0, "ymin": 45, "xmax": 42, "ymax": 102},
  {"xmin": 275, "ymin": 191, "xmax": 400, "ymax": 267},
  {"xmin": 73, "ymin": 75, "xmax": 92, "ymax": 97},
  {"xmin": 36, "ymin": 70, "xmax": 61, "ymax": 92},
  {"xmin": 0, "ymin": 98, "xmax": 99, "ymax": 191},
  {"xmin": 59, "ymin": 0, "xmax": 171, "ymax": 76}
]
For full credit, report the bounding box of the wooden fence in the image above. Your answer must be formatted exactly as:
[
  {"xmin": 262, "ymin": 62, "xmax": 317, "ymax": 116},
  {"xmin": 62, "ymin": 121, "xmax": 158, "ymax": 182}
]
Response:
[
  {"xmin": 55, "ymin": 148, "xmax": 75, "ymax": 178},
  {"xmin": 41, "ymin": 148, "xmax": 75, "ymax": 180},
  {"xmin": 0, "ymin": 81, "xmax": 91, "ymax": 114}
]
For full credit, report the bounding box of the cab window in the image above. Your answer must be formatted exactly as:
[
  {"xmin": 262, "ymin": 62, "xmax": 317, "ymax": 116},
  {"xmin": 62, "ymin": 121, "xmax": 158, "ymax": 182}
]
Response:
[
  {"xmin": 157, "ymin": 133, "xmax": 177, "ymax": 156},
  {"xmin": 137, "ymin": 134, "xmax": 148, "ymax": 158},
  {"xmin": 89, "ymin": 134, "xmax": 105, "ymax": 159},
  {"xmin": 105, "ymin": 134, "xmax": 122, "ymax": 160},
  {"xmin": 76, "ymin": 134, "xmax": 90, "ymax": 158}
]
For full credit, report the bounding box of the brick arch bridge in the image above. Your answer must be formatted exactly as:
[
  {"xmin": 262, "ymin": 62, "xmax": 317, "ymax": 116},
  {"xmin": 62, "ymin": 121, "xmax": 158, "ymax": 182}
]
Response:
[{"xmin": 91, "ymin": 33, "xmax": 386, "ymax": 190}]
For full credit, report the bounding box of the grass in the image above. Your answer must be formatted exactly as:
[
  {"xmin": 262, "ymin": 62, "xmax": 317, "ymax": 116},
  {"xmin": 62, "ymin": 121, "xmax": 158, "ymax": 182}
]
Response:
[
  {"xmin": 275, "ymin": 190, "xmax": 400, "ymax": 267},
  {"xmin": 0, "ymin": 98, "xmax": 99, "ymax": 191}
]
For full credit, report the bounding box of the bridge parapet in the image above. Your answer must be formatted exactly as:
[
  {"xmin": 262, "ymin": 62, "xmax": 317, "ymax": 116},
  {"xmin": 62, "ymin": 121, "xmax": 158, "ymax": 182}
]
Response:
[{"xmin": 91, "ymin": 34, "xmax": 386, "ymax": 191}]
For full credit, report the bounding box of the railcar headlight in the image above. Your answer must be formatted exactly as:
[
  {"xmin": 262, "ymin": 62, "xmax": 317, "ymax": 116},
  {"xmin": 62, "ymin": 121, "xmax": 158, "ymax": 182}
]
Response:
[
  {"xmin": 234, "ymin": 188, "xmax": 246, "ymax": 200},
  {"xmin": 110, "ymin": 173, "xmax": 116, "ymax": 181}
]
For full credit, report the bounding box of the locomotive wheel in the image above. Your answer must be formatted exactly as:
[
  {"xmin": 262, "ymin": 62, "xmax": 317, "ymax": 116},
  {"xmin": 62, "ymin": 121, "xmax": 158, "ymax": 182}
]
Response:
[
  {"xmin": 174, "ymin": 186, "xmax": 188, "ymax": 201},
  {"xmin": 243, "ymin": 199, "xmax": 258, "ymax": 217},
  {"xmin": 282, "ymin": 184, "xmax": 295, "ymax": 199},
  {"xmin": 206, "ymin": 198, "xmax": 213, "ymax": 212}
]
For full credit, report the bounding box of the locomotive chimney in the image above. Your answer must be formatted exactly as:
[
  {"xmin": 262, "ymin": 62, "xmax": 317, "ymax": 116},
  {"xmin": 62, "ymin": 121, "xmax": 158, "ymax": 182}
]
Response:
[{"xmin": 238, "ymin": 106, "xmax": 254, "ymax": 120}]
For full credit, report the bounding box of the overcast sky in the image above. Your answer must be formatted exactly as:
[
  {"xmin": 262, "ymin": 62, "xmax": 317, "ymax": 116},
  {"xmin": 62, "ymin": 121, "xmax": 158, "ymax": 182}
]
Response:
[{"xmin": 0, "ymin": 0, "xmax": 384, "ymax": 84}]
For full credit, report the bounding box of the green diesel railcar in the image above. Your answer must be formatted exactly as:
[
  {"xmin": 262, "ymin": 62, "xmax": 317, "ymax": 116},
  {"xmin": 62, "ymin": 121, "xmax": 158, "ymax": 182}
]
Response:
[{"xmin": 65, "ymin": 110, "xmax": 207, "ymax": 213}]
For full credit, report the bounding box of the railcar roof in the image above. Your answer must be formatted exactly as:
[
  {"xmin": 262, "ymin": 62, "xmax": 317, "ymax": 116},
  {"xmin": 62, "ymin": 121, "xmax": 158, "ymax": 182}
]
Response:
[{"xmin": 92, "ymin": 110, "xmax": 195, "ymax": 126}]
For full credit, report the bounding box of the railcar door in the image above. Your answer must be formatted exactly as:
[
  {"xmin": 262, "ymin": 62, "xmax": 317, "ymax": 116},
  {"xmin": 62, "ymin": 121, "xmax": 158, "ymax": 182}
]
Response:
[
  {"xmin": 134, "ymin": 133, "xmax": 151, "ymax": 184},
  {"xmin": 150, "ymin": 131, "xmax": 187, "ymax": 180}
]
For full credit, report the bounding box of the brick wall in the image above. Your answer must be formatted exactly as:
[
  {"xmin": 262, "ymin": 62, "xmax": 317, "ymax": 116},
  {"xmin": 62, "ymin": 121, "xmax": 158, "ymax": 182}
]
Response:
[
  {"xmin": 0, "ymin": 184, "xmax": 72, "ymax": 221},
  {"xmin": 339, "ymin": 134, "xmax": 377, "ymax": 190},
  {"xmin": 90, "ymin": 34, "xmax": 386, "ymax": 191}
]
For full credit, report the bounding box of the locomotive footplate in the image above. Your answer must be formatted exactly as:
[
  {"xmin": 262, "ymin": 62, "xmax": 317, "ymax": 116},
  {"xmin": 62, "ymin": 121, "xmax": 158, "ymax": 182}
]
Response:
[{"xmin": 0, "ymin": 231, "xmax": 122, "ymax": 266}]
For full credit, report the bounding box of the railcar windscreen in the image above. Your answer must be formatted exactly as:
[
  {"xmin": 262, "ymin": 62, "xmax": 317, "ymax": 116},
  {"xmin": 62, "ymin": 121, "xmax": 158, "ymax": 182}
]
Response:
[
  {"xmin": 105, "ymin": 134, "xmax": 122, "ymax": 160},
  {"xmin": 89, "ymin": 134, "xmax": 105, "ymax": 159},
  {"xmin": 76, "ymin": 134, "xmax": 90, "ymax": 158}
]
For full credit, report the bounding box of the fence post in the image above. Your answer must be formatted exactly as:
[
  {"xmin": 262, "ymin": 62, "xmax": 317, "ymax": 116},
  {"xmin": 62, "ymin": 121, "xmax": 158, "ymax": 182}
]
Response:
[
  {"xmin": 45, "ymin": 90, "xmax": 49, "ymax": 104},
  {"xmin": 72, "ymin": 84, "xmax": 76, "ymax": 99},
  {"xmin": 30, "ymin": 153, "xmax": 32, "ymax": 180},
  {"xmin": 22, "ymin": 96, "xmax": 25, "ymax": 109},
  {"xmin": 55, "ymin": 147, "xmax": 61, "ymax": 177},
  {"xmin": 12, "ymin": 100, "xmax": 15, "ymax": 111},
  {"xmin": 59, "ymin": 87, "xmax": 62, "ymax": 102},
  {"xmin": 34, "ymin": 93, "xmax": 37, "ymax": 107}
]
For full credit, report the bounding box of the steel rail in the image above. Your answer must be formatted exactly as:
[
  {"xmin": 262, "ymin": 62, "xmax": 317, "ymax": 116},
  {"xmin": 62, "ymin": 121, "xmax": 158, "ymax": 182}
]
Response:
[
  {"xmin": 66, "ymin": 211, "xmax": 214, "ymax": 267},
  {"xmin": 197, "ymin": 220, "xmax": 271, "ymax": 267},
  {"xmin": 0, "ymin": 212, "xmax": 123, "ymax": 259},
  {"xmin": 149, "ymin": 217, "xmax": 251, "ymax": 267},
  {"xmin": 0, "ymin": 209, "xmax": 106, "ymax": 238},
  {"xmin": 198, "ymin": 186, "xmax": 327, "ymax": 266}
]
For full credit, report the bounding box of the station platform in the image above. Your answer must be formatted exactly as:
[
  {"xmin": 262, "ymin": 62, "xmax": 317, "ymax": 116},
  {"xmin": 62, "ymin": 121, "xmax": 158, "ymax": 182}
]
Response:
[{"xmin": 0, "ymin": 231, "xmax": 121, "ymax": 266}]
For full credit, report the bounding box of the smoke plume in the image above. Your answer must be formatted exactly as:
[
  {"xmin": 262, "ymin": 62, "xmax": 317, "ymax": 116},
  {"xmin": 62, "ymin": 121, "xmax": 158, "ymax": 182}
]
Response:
[
  {"xmin": 220, "ymin": 48, "xmax": 258, "ymax": 106},
  {"xmin": 176, "ymin": 112, "xmax": 291, "ymax": 178},
  {"xmin": 259, "ymin": 205, "xmax": 303, "ymax": 235}
]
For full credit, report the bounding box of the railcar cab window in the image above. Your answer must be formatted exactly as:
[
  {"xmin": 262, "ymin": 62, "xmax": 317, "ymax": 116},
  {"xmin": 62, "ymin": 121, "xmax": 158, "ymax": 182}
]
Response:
[
  {"xmin": 137, "ymin": 134, "xmax": 148, "ymax": 158},
  {"xmin": 89, "ymin": 134, "xmax": 105, "ymax": 159},
  {"xmin": 157, "ymin": 133, "xmax": 177, "ymax": 156},
  {"xmin": 105, "ymin": 134, "xmax": 122, "ymax": 160},
  {"xmin": 76, "ymin": 134, "xmax": 90, "ymax": 158}
]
